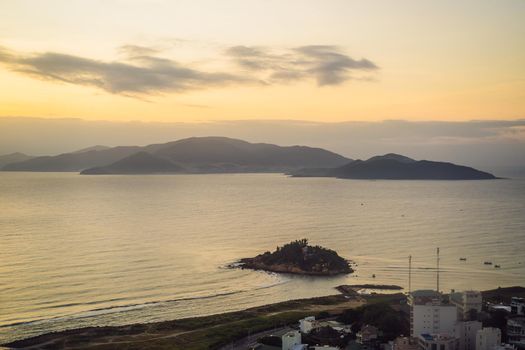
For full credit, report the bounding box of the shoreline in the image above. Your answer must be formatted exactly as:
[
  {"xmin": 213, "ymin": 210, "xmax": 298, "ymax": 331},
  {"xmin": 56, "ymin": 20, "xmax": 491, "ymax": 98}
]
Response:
[
  {"xmin": 4, "ymin": 286, "xmax": 525, "ymax": 349},
  {"xmin": 3, "ymin": 292, "xmax": 369, "ymax": 350}
]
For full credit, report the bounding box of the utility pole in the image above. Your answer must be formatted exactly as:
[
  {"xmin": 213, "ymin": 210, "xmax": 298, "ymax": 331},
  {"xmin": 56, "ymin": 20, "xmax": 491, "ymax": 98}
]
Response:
[{"xmin": 436, "ymin": 247, "xmax": 440, "ymax": 293}]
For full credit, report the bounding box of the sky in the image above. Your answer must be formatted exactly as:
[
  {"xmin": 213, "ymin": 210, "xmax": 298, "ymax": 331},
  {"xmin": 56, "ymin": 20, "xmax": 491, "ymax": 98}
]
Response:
[{"xmin": 0, "ymin": 0, "xmax": 524, "ymax": 122}]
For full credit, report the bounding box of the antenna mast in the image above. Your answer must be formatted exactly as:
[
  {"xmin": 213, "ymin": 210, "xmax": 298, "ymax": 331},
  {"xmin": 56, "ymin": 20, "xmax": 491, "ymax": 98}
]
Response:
[
  {"xmin": 436, "ymin": 247, "xmax": 440, "ymax": 293},
  {"xmin": 408, "ymin": 255, "xmax": 412, "ymax": 294}
]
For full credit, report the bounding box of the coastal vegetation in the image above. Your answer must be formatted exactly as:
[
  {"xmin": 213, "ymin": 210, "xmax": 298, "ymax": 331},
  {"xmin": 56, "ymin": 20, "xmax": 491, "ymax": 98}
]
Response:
[
  {"xmin": 337, "ymin": 301, "xmax": 408, "ymax": 341},
  {"xmin": 237, "ymin": 239, "xmax": 353, "ymax": 276}
]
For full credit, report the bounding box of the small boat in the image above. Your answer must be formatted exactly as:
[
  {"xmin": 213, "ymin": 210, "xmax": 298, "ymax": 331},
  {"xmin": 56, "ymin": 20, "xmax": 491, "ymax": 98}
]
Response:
[
  {"xmin": 459, "ymin": 257, "xmax": 467, "ymax": 261},
  {"xmin": 484, "ymin": 261, "xmax": 493, "ymax": 265},
  {"xmin": 372, "ymin": 274, "xmax": 376, "ymax": 278},
  {"xmin": 494, "ymin": 264, "xmax": 501, "ymax": 268}
]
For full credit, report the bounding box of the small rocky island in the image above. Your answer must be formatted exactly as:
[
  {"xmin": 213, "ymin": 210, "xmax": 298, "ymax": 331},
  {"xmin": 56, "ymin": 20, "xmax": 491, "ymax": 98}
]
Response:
[{"xmin": 235, "ymin": 239, "xmax": 353, "ymax": 276}]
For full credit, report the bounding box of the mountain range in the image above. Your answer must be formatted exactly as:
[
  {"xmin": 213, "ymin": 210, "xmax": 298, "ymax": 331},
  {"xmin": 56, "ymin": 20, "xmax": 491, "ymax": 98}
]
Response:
[
  {"xmin": 0, "ymin": 138, "xmax": 497, "ymax": 179},
  {"xmin": 2, "ymin": 137, "xmax": 351, "ymax": 174}
]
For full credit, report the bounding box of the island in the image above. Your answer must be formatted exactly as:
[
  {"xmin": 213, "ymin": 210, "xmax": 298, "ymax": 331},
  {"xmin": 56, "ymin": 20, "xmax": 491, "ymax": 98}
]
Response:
[
  {"xmin": 234, "ymin": 239, "xmax": 353, "ymax": 276},
  {"xmin": 290, "ymin": 153, "xmax": 497, "ymax": 180}
]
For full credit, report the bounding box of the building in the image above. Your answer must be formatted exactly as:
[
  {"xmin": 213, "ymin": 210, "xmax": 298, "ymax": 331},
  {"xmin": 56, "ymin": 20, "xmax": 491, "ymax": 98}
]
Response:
[
  {"xmin": 291, "ymin": 345, "xmax": 308, "ymax": 350},
  {"xmin": 418, "ymin": 333, "xmax": 458, "ymax": 350},
  {"xmin": 450, "ymin": 291, "xmax": 482, "ymax": 321},
  {"xmin": 476, "ymin": 327, "xmax": 501, "ymax": 350},
  {"xmin": 357, "ymin": 325, "xmax": 379, "ymax": 344},
  {"xmin": 507, "ymin": 317, "xmax": 525, "ymax": 348},
  {"xmin": 454, "ymin": 321, "xmax": 482, "ymax": 350},
  {"xmin": 409, "ymin": 290, "xmax": 458, "ymax": 338},
  {"xmin": 493, "ymin": 344, "xmax": 516, "ymax": 350},
  {"xmin": 511, "ymin": 298, "xmax": 525, "ymax": 316},
  {"xmin": 282, "ymin": 330, "xmax": 302, "ymax": 350},
  {"xmin": 391, "ymin": 336, "xmax": 420, "ymax": 350},
  {"xmin": 300, "ymin": 316, "xmax": 318, "ymax": 334}
]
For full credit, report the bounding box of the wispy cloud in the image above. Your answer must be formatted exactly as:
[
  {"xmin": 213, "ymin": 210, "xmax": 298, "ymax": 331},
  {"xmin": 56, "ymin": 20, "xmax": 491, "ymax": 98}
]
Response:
[
  {"xmin": 0, "ymin": 45, "xmax": 247, "ymax": 96},
  {"xmin": 0, "ymin": 43, "xmax": 378, "ymax": 96},
  {"xmin": 225, "ymin": 45, "xmax": 379, "ymax": 86}
]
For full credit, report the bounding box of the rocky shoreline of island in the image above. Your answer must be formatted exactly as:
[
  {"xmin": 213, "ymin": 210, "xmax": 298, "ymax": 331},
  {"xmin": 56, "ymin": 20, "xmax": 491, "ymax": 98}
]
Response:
[{"xmin": 231, "ymin": 239, "xmax": 354, "ymax": 276}]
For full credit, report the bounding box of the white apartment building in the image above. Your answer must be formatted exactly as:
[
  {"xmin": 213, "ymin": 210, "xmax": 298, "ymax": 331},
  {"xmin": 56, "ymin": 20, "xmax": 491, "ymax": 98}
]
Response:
[
  {"xmin": 476, "ymin": 327, "xmax": 501, "ymax": 350},
  {"xmin": 450, "ymin": 291, "xmax": 482, "ymax": 321},
  {"xmin": 455, "ymin": 321, "xmax": 482, "ymax": 350},
  {"xmin": 409, "ymin": 290, "xmax": 458, "ymax": 337}
]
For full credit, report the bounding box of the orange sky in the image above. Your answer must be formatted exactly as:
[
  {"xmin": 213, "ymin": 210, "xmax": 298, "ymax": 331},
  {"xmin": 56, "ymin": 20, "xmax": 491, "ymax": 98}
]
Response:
[{"xmin": 0, "ymin": 0, "xmax": 524, "ymax": 122}]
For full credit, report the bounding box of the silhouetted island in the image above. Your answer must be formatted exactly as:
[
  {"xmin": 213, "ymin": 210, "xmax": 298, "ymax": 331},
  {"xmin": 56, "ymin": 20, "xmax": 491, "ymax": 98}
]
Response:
[
  {"xmin": 1, "ymin": 137, "xmax": 350, "ymax": 173},
  {"xmin": 235, "ymin": 239, "xmax": 353, "ymax": 276},
  {"xmin": 291, "ymin": 153, "xmax": 497, "ymax": 180}
]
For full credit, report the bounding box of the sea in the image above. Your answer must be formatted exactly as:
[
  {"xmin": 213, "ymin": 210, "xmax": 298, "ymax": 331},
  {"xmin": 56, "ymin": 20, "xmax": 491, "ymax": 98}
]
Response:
[{"xmin": 1, "ymin": 172, "xmax": 524, "ymax": 343}]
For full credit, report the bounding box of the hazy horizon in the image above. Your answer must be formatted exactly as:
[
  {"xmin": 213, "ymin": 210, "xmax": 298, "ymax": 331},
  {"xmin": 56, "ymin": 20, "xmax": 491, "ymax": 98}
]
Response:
[{"xmin": 1, "ymin": 116, "xmax": 524, "ymax": 176}]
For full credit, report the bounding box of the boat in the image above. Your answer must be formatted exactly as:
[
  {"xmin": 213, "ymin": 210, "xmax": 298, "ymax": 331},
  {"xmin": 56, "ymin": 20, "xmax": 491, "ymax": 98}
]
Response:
[
  {"xmin": 484, "ymin": 261, "xmax": 493, "ymax": 265},
  {"xmin": 459, "ymin": 257, "xmax": 467, "ymax": 261},
  {"xmin": 494, "ymin": 264, "xmax": 501, "ymax": 268},
  {"xmin": 372, "ymin": 274, "xmax": 376, "ymax": 278}
]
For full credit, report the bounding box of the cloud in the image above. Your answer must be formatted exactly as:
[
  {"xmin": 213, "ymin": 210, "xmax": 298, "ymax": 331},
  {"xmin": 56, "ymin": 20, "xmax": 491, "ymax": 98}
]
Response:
[
  {"xmin": 0, "ymin": 43, "xmax": 378, "ymax": 96},
  {"xmin": 0, "ymin": 45, "xmax": 249, "ymax": 96},
  {"xmin": 118, "ymin": 44, "xmax": 162, "ymax": 57},
  {"xmin": 225, "ymin": 45, "xmax": 379, "ymax": 86}
]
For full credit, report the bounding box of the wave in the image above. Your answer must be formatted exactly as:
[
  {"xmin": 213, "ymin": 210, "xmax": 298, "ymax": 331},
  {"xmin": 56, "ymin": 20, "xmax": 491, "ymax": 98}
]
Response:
[{"xmin": 0, "ymin": 276, "xmax": 290, "ymax": 330}]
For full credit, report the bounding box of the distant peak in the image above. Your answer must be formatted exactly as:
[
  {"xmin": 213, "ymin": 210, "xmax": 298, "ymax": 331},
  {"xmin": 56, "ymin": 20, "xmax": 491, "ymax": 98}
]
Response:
[{"xmin": 366, "ymin": 153, "xmax": 415, "ymax": 163}]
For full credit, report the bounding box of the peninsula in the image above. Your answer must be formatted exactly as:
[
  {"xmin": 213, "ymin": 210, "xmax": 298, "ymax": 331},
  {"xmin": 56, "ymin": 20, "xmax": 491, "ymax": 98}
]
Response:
[{"xmin": 235, "ymin": 239, "xmax": 353, "ymax": 276}]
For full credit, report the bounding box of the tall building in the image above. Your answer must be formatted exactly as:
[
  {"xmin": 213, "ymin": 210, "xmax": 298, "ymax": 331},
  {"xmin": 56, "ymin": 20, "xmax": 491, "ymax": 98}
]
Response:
[
  {"xmin": 507, "ymin": 317, "xmax": 525, "ymax": 348},
  {"xmin": 476, "ymin": 327, "xmax": 501, "ymax": 350},
  {"xmin": 511, "ymin": 297, "xmax": 525, "ymax": 316},
  {"xmin": 454, "ymin": 321, "xmax": 482, "ymax": 350},
  {"xmin": 450, "ymin": 291, "xmax": 482, "ymax": 321},
  {"xmin": 409, "ymin": 290, "xmax": 458, "ymax": 338}
]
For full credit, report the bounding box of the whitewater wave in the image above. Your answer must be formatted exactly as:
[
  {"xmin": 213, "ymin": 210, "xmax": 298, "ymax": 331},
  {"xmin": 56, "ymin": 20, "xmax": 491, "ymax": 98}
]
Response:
[{"xmin": 0, "ymin": 276, "xmax": 290, "ymax": 329}]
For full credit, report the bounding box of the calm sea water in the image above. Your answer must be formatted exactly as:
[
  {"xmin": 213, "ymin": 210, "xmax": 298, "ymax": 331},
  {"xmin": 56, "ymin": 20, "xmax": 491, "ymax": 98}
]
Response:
[{"xmin": 1, "ymin": 173, "xmax": 525, "ymax": 342}]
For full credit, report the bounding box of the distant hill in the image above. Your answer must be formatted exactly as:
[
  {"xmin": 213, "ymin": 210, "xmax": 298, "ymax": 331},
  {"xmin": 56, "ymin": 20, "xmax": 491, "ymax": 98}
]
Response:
[
  {"xmin": 0, "ymin": 152, "xmax": 34, "ymax": 168},
  {"xmin": 81, "ymin": 152, "xmax": 185, "ymax": 174},
  {"xmin": 72, "ymin": 145, "xmax": 110, "ymax": 154},
  {"xmin": 291, "ymin": 153, "xmax": 497, "ymax": 180},
  {"xmin": 3, "ymin": 137, "xmax": 351, "ymax": 174},
  {"xmin": 2, "ymin": 146, "xmax": 141, "ymax": 172}
]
